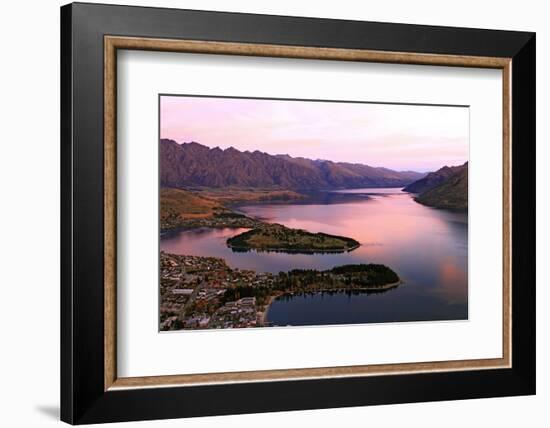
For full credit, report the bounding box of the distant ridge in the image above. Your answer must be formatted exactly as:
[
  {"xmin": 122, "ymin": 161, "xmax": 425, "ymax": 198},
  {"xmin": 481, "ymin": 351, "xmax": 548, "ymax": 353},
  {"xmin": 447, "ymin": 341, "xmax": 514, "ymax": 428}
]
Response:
[
  {"xmin": 414, "ymin": 163, "xmax": 468, "ymax": 210},
  {"xmin": 403, "ymin": 162, "xmax": 467, "ymax": 194},
  {"xmin": 160, "ymin": 139, "xmax": 425, "ymax": 190}
]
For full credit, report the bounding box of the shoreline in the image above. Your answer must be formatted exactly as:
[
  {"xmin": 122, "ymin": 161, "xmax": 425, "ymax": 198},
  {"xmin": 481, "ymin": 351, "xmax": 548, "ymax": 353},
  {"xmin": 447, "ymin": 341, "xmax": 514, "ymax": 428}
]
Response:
[
  {"xmin": 258, "ymin": 293, "xmax": 280, "ymax": 326},
  {"xmin": 161, "ymin": 224, "xmax": 252, "ymax": 234},
  {"xmin": 227, "ymin": 243, "xmax": 360, "ymax": 254}
]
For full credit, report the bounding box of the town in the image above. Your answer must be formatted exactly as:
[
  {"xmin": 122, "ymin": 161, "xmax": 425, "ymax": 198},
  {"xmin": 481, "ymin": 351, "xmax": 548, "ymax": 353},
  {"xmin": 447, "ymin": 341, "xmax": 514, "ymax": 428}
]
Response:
[
  {"xmin": 160, "ymin": 253, "xmax": 276, "ymax": 330},
  {"xmin": 160, "ymin": 252, "xmax": 400, "ymax": 331}
]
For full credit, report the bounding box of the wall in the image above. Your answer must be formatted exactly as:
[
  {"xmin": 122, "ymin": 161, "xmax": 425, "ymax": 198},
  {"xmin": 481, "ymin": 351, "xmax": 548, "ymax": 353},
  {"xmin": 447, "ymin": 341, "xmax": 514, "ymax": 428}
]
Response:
[{"xmin": 0, "ymin": 0, "xmax": 545, "ymax": 427}]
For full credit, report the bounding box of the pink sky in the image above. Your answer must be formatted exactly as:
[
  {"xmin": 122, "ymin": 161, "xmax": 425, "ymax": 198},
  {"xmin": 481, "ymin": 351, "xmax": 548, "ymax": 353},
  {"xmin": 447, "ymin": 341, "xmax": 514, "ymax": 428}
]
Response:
[{"xmin": 160, "ymin": 95, "xmax": 468, "ymax": 172}]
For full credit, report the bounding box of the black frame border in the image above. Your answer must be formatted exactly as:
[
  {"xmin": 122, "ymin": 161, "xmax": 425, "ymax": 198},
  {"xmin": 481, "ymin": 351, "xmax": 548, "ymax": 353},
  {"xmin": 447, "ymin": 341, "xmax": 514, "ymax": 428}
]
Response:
[{"xmin": 61, "ymin": 2, "xmax": 535, "ymax": 424}]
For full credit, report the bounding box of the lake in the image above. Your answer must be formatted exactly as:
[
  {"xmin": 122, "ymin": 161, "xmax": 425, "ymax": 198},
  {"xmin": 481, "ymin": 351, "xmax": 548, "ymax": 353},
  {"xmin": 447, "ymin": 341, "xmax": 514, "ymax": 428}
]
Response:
[{"xmin": 160, "ymin": 188, "xmax": 468, "ymax": 325}]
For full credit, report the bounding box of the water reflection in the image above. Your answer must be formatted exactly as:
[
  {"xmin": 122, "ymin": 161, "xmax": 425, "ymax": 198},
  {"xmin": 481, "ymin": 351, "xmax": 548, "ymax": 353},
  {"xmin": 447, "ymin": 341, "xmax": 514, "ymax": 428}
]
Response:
[{"xmin": 160, "ymin": 188, "xmax": 468, "ymax": 324}]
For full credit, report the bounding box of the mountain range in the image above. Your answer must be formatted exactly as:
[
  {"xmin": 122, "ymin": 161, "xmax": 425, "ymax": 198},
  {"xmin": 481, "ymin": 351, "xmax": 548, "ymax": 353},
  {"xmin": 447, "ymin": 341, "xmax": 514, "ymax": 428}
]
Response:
[{"xmin": 160, "ymin": 139, "xmax": 425, "ymax": 190}]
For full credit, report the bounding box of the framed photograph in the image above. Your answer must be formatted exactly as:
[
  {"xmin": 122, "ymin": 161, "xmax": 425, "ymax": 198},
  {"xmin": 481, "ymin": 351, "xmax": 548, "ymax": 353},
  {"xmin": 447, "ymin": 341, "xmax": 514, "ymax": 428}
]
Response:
[{"xmin": 61, "ymin": 2, "xmax": 535, "ymax": 424}]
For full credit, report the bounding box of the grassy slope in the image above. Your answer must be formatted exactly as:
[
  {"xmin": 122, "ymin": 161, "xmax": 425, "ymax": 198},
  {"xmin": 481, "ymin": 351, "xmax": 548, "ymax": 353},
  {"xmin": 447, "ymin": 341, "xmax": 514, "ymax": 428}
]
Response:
[
  {"xmin": 160, "ymin": 187, "xmax": 303, "ymax": 229},
  {"xmin": 160, "ymin": 188, "xmax": 228, "ymax": 223},
  {"xmin": 415, "ymin": 166, "xmax": 468, "ymax": 210}
]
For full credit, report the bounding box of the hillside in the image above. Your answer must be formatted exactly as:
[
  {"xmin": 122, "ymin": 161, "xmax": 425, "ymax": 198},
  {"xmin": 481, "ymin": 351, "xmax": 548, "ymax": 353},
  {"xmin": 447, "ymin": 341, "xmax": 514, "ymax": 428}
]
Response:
[
  {"xmin": 160, "ymin": 139, "xmax": 425, "ymax": 190},
  {"xmin": 160, "ymin": 188, "xmax": 228, "ymax": 227},
  {"xmin": 415, "ymin": 163, "xmax": 468, "ymax": 210},
  {"xmin": 403, "ymin": 163, "xmax": 467, "ymax": 193}
]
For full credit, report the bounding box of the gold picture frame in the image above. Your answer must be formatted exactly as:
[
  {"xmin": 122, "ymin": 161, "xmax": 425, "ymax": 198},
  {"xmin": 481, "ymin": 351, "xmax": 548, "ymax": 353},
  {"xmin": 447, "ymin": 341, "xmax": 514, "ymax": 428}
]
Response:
[{"xmin": 103, "ymin": 36, "xmax": 512, "ymax": 391}]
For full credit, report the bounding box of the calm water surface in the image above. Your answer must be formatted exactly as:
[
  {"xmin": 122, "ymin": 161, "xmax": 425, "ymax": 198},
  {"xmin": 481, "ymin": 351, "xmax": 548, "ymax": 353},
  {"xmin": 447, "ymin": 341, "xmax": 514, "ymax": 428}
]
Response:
[{"xmin": 160, "ymin": 188, "xmax": 468, "ymax": 325}]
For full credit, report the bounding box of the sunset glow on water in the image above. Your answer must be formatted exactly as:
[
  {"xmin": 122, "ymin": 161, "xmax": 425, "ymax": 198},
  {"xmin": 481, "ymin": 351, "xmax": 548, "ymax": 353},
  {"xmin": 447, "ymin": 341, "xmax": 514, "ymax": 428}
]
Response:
[{"xmin": 160, "ymin": 189, "xmax": 468, "ymax": 325}]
